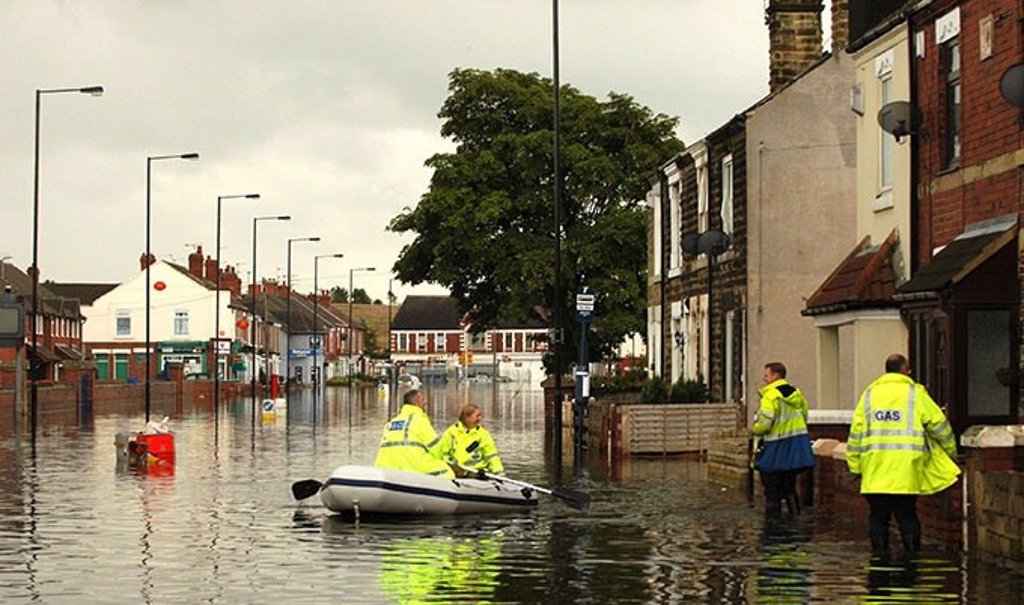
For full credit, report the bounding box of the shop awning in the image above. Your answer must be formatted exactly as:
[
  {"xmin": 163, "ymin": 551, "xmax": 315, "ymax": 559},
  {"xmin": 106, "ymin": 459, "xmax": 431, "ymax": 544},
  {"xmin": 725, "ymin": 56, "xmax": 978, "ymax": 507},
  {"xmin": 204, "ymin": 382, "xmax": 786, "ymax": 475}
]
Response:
[{"xmin": 897, "ymin": 214, "xmax": 1017, "ymax": 297}]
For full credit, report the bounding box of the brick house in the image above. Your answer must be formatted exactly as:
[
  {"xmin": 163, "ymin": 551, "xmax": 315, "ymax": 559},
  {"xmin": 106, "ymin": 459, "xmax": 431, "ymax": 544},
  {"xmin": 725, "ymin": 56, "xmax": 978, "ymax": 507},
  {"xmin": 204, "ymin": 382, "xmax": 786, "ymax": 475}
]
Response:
[
  {"xmin": 647, "ymin": 116, "xmax": 746, "ymax": 403},
  {"xmin": 0, "ymin": 261, "xmax": 89, "ymax": 388},
  {"xmin": 897, "ymin": 0, "xmax": 1021, "ymax": 433}
]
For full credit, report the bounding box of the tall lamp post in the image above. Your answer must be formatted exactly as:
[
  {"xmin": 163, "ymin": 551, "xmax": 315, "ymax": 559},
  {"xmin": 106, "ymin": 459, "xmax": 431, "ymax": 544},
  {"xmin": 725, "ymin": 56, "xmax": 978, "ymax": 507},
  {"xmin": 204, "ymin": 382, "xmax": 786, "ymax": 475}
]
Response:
[
  {"xmin": 145, "ymin": 152, "xmax": 199, "ymax": 423},
  {"xmin": 30, "ymin": 85, "xmax": 103, "ymax": 436},
  {"xmin": 551, "ymin": 0, "xmax": 565, "ymax": 456},
  {"xmin": 214, "ymin": 193, "xmax": 259, "ymax": 421},
  {"xmin": 348, "ymin": 267, "xmax": 376, "ymax": 386},
  {"xmin": 313, "ymin": 254, "xmax": 344, "ymax": 400},
  {"xmin": 286, "ymin": 236, "xmax": 320, "ymax": 413},
  {"xmin": 251, "ymin": 215, "xmax": 290, "ymax": 421}
]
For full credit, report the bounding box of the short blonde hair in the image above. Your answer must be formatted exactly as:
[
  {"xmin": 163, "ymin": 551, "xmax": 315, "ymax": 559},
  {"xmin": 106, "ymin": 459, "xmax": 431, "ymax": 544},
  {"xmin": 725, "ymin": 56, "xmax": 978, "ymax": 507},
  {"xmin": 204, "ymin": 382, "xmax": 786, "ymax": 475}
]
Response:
[{"xmin": 459, "ymin": 403, "xmax": 481, "ymax": 424}]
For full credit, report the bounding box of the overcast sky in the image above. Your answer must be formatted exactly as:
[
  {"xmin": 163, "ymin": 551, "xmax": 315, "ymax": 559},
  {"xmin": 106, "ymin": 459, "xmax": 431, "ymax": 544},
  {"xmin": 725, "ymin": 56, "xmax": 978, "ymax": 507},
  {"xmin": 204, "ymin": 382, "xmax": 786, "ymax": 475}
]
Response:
[{"xmin": 0, "ymin": 0, "xmax": 781, "ymax": 301}]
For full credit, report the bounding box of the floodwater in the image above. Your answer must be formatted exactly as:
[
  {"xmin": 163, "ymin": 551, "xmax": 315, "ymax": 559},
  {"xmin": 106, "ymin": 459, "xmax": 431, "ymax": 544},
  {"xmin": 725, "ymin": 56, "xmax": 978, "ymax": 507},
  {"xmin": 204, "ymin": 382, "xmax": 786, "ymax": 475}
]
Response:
[{"xmin": 1, "ymin": 383, "xmax": 1023, "ymax": 604}]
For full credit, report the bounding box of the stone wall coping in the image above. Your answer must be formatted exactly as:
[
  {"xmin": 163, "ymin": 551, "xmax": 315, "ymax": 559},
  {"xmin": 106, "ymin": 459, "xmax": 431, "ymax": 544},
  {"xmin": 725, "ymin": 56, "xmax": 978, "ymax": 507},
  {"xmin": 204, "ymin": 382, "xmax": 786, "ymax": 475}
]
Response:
[
  {"xmin": 808, "ymin": 409, "xmax": 853, "ymax": 424},
  {"xmin": 961, "ymin": 425, "xmax": 1024, "ymax": 448},
  {"xmin": 830, "ymin": 442, "xmax": 848, "ymax": 460}
]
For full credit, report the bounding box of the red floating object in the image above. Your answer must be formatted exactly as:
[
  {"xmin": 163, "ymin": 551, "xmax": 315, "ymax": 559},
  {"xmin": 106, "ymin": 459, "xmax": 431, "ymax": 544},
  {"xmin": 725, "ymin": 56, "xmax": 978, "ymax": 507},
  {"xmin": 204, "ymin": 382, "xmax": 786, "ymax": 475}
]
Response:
[{"xmin": 154, "ymin": 281, "xmax": 166, "ymax": 291}]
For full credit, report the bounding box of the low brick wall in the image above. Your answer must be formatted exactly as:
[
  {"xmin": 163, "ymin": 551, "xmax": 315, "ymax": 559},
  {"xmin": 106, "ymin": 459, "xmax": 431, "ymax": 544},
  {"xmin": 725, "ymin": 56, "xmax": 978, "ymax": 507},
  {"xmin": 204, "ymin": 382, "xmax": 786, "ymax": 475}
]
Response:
[{"xmin": 963, "ymin": 425, "xmax": 1024, "ymax": 573}]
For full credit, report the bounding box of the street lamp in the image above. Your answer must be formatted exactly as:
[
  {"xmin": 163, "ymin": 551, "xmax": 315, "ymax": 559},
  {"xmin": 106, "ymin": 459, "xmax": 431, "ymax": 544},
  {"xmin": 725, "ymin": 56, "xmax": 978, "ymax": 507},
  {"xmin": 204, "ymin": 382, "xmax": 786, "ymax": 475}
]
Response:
[
  {"xmin": 313, "ymin": 253, "xmax": 344, "ymax": 399},
  {"xmin": 251, "ymin": 215, "xmax": 290, "ymax": 420},
  {"xmin": 214, "ymin": 193, "xmax": 259, "ymax": 421},
  {"xmin": 551, "ymin": 0, "xmax": 565, "ymax": 456},
  {"xmin": 145, "ymin": 152, "xmax": 199, "ymax": 423},
  {"xmin": 348, "ymin": 266, "xmax": 376, "ymax": 386},
  {"xmin": 286, "ymin": 236, "xmax": 320, "ymax": 412},
  {"xmin": 30, "ymin": 85, "xmax": 103, "ymax": 436}
]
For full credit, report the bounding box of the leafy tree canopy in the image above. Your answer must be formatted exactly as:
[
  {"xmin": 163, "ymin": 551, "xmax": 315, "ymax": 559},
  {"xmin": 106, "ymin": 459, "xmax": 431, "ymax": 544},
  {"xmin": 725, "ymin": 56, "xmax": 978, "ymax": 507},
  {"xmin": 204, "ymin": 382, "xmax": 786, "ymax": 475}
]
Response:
[{"xmin": 389, "ymin": 68, "xmax": 683, "ymax": 369}]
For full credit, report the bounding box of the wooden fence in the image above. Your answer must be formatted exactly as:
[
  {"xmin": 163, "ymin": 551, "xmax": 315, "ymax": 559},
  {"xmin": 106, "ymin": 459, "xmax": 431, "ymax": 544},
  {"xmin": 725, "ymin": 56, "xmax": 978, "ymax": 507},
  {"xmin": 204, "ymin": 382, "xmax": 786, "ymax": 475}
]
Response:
[{"xmin": 583, "ymin": 401, "xmax": 742, "ymax": 457}]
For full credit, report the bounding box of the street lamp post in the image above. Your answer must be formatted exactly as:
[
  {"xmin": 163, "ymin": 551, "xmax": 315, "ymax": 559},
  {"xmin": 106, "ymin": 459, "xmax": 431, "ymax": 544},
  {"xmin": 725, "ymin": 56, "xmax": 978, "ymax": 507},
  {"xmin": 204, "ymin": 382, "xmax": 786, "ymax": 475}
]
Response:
[
  {"xmin": 552, "ymin": 0, "xmax": 565, "ymax": 457},
  {"xmin": 286, "ymin": 236, "xmax": 320, "ymax": 414},
  {"xmin": 251, "ymin": 215, "xmax": 290, "ymax": 421},
  {"xmin": 214, "ymin": 193, "xmax": 259, "ymax": 422},
  {"xmin": 145, "ymin": 152, "xmax": 199, "ymax": 423},
  {"xmin": 30, "ymin": 85, "xmax": 103, "ymax": 436},
  {"xmin": 313, "ymin": 254, "xmax": 344, "ymax": 401},
  {"xmin": 348, "ymin": 267, "xmax": 376, "ymax": 386}
]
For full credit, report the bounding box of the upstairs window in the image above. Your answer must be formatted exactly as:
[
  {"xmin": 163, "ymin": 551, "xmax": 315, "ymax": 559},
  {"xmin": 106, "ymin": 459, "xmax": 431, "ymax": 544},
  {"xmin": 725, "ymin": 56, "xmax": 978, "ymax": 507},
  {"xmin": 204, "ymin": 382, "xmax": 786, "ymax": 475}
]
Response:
[
  {"xmin": 174, "ymin": 311, "xmax": 189, "ymax": 336},
  {"xmin": 879, "ymin": 75, "xmax": 893, "ymax": 189},
  {"xmin": 116, "ymin": 310, "xmax": 131, "ymax": 336},
  {"xmin": 720, "ymin": 155, "xmax": 734, "ymax": 235},
  {"xmin": 941, "ymin": 37, "xmax": 961, "ymax": 169}
]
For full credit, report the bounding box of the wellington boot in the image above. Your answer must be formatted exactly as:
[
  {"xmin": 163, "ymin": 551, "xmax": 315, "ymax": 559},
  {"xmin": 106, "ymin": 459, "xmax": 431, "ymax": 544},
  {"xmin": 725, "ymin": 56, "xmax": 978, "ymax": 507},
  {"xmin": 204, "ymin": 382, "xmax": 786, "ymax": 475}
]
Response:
[
  {"xmin": 902, "ymin": 533, "xmax": 921, "ymax": 553},
  {"xmin": 784, "ymin": 494, "xmax": 800, "ymax": 516},
  {"xmin": 765, "ymin": 499, "xmax": 783, "ymax": 517},
  {"xmin": 871, "ymin": 537, "xmax": 889, "ymax": 555}
]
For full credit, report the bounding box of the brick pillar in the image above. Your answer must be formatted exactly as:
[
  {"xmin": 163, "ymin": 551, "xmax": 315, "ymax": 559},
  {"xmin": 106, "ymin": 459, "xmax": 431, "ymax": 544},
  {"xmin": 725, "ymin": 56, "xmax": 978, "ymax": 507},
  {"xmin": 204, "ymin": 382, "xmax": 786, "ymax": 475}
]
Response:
[
  {"xmin": 831, "ymin": 0, "xmax": 850, "ymax": 54},
  {"xmin": 766, "ymin": 0, "xmax": 824, "ymax": 93}
]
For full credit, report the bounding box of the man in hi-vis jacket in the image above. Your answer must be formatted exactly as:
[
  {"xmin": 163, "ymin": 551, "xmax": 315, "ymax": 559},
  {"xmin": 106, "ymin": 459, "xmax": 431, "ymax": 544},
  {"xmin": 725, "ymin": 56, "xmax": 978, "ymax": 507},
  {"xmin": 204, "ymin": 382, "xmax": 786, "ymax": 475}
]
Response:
[{"xmin": 753, "ymin": 362, "xmax": 816, "ymax": 516}]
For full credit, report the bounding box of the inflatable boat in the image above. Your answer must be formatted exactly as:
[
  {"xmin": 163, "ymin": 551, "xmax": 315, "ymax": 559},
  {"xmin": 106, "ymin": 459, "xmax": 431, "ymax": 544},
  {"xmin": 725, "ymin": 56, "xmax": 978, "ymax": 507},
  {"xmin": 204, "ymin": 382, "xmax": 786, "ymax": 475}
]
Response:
[{"xmin": 317, "ymin": 465, "xmax": 538, "ymax": 516}]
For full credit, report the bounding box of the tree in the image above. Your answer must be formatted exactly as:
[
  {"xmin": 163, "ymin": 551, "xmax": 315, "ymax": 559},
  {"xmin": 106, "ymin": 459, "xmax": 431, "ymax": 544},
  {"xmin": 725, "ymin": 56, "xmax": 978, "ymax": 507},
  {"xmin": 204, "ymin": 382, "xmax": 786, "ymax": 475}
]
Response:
[
  {"xmin": 331, "ymin": 286, "xmax": 348, "ymax": 304},
  {"xmin": 352, "ymin": 288, "xmax": 372, "ymax": 304},
  {"xmin": 389, "ymin": 68, "xmax": 683, "ymax": 370}
]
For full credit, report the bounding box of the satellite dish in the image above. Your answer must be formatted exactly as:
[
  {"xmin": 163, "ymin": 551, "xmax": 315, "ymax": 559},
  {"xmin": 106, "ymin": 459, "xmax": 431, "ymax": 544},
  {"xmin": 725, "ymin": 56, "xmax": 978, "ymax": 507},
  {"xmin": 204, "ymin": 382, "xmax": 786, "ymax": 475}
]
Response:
[
  {"xmin": 999, "ymin": 63, "xmax": 1024, "ymax": 108},
  {"xmin": 697, "ymin": 229, "xmax": 731, "ymax": 256},
  {"xmin": 877, "ymin": 101, "xmax": 923, "ymax": 142},
  {"xmin": 681, "ymin": 233, "xmax": 700, "ymax": 257}
]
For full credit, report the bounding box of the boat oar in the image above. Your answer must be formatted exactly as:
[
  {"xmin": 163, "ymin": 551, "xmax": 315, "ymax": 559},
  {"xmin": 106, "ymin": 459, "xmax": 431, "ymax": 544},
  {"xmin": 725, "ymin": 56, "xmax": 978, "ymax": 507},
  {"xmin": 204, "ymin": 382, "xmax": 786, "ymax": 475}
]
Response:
[
  {"xmin": 458, "ymin": 464, "xmax": 591, "ymax": 511},
  {"xmin": 291, "ymin": 478, "xmax": 323, "ymax": 501}
]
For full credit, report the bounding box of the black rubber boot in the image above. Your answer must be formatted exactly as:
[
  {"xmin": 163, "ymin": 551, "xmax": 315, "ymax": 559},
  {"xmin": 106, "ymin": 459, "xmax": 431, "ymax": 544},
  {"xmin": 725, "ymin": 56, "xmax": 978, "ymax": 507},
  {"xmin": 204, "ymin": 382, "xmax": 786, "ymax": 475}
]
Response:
[
  {"xmin": 765, "ymin": 499, "xmax": 783, "ymax": 517},
  {"xmin": 871, "ymin": 536, "xmax": 889, "ymax": 555},
  {"xmin": 784, "ymin": 494, "xmax": 800, "ymax": 516},
  {"xmin": 902, "ymin": 533, "xmax": 921, "ymax": 554}
]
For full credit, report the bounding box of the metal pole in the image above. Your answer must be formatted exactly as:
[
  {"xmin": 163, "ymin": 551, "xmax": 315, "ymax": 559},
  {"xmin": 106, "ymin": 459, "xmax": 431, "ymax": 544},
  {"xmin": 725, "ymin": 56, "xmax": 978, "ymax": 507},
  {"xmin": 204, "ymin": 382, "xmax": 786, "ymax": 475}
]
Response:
[
  {"xmin": 313, "ymin": 257, "xmax": 319, "ymax": 403},
  {"xmin": 286, "ymin": 241, "xmax": 292, "ymax": 414},
  {"xmin": 251, "ymin": 217, "xmax": 257, "ymax": 425},
  {"xmin": 145, "ymin": 157, "xmax": 152, "ymax": 422},
  {"xmin": 552, "ymin": 0, "xmax": 564, "ymax": 457},
  {"xmin": 348, "ymin": 269, "xmax": 353, "ymax": 386},
  {"xmin": 215, "ymin": 196, "xmax": 222, "ymax": 424},
  {"xmin": 30, "ymin": 90, "xmax": 40, "ymax": 435}
]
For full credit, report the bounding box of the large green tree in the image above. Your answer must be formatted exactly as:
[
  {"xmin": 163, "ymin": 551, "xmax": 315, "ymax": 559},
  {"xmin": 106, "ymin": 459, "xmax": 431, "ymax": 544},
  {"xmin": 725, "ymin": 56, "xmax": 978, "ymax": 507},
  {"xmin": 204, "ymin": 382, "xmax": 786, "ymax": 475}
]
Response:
[{"xmin": 390, "ymin": 68, "xmax": 683, "ymax": 369}]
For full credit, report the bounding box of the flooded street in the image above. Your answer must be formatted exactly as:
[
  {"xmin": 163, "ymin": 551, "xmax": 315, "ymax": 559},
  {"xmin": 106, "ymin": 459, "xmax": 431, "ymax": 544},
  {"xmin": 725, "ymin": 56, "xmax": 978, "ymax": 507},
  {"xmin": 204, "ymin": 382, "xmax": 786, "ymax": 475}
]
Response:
[{"xmin": 1, "ymin": 384, "xmax": 1023, "ymax": 604}]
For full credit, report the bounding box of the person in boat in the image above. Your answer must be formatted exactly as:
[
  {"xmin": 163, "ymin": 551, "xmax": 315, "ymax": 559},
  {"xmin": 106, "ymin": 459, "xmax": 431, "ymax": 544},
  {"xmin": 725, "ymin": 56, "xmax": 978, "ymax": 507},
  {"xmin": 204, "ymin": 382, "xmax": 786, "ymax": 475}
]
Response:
[
  {"xmin": 752, "ymin": 361, "xmax": 815, "ymax": 517},
  {"xmin": 440, "ymin": 403, "xmax": 504, "ymax": 478},
  {"xmin": 374, "ymin": 389, "xmax": 454, "ymax": 478}
]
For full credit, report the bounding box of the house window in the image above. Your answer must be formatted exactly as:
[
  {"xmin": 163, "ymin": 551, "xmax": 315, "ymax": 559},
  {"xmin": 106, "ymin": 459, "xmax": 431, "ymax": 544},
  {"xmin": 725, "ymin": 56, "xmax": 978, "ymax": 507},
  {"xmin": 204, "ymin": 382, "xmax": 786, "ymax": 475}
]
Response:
[
  {"xmin": 669, "ymin": 178, "xmax": 682, "ymax": 271},
  {"xmin": 879, "ymin": 75, "xmax": 893, "ymax": 189},
  {"xmin": 398, "ymin": 333, "xmax": 408, "ymax": 351},
  {"xmin": 504, "ymin": 332, "xmax": 514, "ymax": 351},
  {"xmin": 116, "ymin": 310, "xmax": 131, "ymax": 336},
  {"xmin": 966, "ymin": 309, "xmax": 1012, "ymax": 417},
  {"xmin": 469, "ymin": 331, "xmax": 486, "ymax": 350},
  {"xmin": 941, "ymin": 37, "xmax": 961, "ymax": 169},
  {"xmin": 174, "ymin": 311, "xmax": 189, "ymax": 336},
  {"xmin": 650, "ymin": 188, "xmax": 662, "ymax": 277},
  {"xmin": 435, "ymin": 332, "xmax": 446, "ymax": 352},
  {"xmin": 697, "ymin": 158, "xmax": 709, "ymax": 232},
  {"xmin": 720, "ymin": 155, "xmax": 734, "ymax": 235},
  {"xmin": 418, "ymin": 333, "xmax": 428, "ymax": 352},
  {"xmin": 525, "ymin": 333, "xmax": 536, "ymax": 351}
]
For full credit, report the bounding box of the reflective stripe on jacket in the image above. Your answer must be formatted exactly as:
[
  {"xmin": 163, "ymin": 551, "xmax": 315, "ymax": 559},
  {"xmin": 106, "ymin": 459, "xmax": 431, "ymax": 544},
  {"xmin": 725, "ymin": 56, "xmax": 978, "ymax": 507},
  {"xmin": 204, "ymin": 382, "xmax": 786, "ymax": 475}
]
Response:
[
  {"xmin": 440, "ymin": 421, "xmax": 504, "ymax": 474},
  {"xmin": 752, "ymin": 379, "xmax": 815, "ymax": 472},
  {"xmin": 845, "ymin": 373, "xmax": 957, "ymax": 494},
  {"xmin": 374, "ymin": 404, "xmax": 454, "ymax": 478}
]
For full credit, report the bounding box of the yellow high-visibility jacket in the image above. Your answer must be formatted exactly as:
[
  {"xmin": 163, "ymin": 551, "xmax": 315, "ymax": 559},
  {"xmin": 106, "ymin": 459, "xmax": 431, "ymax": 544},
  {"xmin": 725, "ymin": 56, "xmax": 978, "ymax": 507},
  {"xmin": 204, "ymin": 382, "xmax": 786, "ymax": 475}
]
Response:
[
  {"xmin": 439, "ymin": 420, "xmax": 504, "ymax": 474},
  {"xmin": 752, "ymin": 379, "xmax": 815, "ymax": 472},
  {"xmin": 846, "ymin": 373, "xmax": 958, "ymax": 494},
  {"xmin": 374, "ymin": 404, "xmax": 454, "ymax": 478}
]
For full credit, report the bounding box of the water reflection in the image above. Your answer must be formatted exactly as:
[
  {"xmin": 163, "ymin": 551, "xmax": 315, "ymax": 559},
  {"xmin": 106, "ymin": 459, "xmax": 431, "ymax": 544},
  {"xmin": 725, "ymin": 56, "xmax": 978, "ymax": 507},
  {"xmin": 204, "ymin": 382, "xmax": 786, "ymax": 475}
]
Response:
[{"xmin": 0, "ymin": 384, "xmax": 1023, "ymax": 603}]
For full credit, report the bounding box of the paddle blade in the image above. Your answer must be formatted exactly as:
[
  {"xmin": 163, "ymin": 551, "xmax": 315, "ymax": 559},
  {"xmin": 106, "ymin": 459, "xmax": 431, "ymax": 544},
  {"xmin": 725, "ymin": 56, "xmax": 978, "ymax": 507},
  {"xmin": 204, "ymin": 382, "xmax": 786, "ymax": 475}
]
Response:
[
  {"xmin": 552, "ymin": 487, "xmax": 591, "ymax": 511},
  {"xmin": 291, "ymin": 479, "xmax": 323, "ymax": 501}
]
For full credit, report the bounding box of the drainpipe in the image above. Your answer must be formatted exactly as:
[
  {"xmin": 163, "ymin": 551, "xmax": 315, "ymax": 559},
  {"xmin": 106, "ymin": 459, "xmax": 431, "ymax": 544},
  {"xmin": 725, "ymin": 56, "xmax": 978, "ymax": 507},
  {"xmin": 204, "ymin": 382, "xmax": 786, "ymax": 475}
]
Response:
[{"xmin": 660, "ymin": 171, "xmax": 669, "ymax": 378}]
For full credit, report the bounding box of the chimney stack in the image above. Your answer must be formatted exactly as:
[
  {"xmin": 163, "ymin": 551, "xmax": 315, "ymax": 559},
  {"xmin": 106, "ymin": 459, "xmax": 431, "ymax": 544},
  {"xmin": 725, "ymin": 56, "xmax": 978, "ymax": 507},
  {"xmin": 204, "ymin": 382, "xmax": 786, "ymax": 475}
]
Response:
[
  {"xmin": 204, "ymin": 256, "xmax": 219, "ymax": 283},
  {"xmin": 187, "ymin": 245, "xmax": 204, "ymax": 278},
  {"xmin": 139, "ymin": 253, "xmax": 156, "ymax": 271},
  {"xmin": 222, "ymin": 265, "xmax": 241, "ymax": 298},
  {"xmin": 831, "ymin": 0, "xmax": 850, "ymax": 54},
  {"xmin": 766, "ymin": 0, "xmax": 824, "ymax": 92}
]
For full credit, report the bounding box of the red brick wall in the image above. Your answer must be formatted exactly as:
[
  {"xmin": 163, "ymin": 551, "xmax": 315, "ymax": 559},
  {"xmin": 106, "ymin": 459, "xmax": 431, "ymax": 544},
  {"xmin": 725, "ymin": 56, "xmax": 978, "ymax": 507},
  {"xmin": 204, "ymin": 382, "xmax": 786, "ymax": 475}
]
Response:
[{"xmin": 913, "ymin": 0, "xmax": 1022, "ymax": 262}]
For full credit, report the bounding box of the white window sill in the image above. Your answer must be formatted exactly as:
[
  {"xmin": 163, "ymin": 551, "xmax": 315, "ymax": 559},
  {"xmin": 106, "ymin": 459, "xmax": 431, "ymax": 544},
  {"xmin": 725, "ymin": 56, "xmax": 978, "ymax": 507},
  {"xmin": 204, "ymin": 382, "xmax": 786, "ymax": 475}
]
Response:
[{"xmin": 873, "ymin": 189, "xmax": 894, "ymax": 212}]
